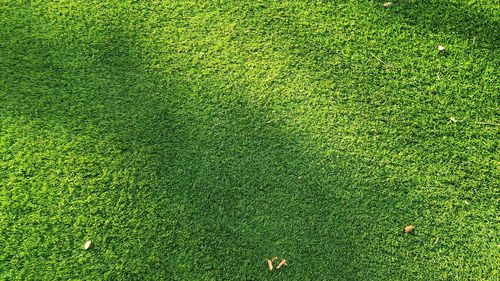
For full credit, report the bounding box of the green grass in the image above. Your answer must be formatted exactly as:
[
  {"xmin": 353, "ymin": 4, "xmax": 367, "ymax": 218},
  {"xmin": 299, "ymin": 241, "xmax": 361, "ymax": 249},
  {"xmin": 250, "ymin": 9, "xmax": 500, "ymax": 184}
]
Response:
[{"xmin": 1, "ymin": 0, "xmax": 499, "ymax": 280}]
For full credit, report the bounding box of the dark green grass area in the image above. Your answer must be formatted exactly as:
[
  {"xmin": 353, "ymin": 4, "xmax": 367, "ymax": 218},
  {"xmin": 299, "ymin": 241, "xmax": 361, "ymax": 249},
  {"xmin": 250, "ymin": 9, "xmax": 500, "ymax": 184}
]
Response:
[{"xmin": 1, "ymin": 1, "xmax": 499, "ymax": 280}]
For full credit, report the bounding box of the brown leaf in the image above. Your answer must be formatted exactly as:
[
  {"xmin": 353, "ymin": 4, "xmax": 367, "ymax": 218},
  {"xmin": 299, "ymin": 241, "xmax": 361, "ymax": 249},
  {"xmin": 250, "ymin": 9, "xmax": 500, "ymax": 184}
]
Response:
[
  {"xmin": 383, "ymin": 2, "xmax": 393, "ymax": 7},
  {"xmin": 403, "ymin": 225, "xmax": 415, "ymax": 233},
  {"xmin": 267, "ymin": 259, "xmax": 273, "ymax": 271},
  {"xmin": 277, "ymin": 259, "xmax": 287, "ymax": 269}
]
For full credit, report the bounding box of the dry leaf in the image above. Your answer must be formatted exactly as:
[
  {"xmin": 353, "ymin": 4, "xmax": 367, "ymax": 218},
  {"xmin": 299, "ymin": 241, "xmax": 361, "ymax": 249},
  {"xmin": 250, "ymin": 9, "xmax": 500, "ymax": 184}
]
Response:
[
  {"xmin": 383, "ymin": 2, "xmax": 393, "ymax": 7},
  {"xmin": 84, "ymin": 240, "xmax": 92, "ymax": 250},
  {"xmin": 438, "ymin": 45, "xmax": 446, "ymax": 51},
  {"xmin": 267, "ymin": 259, "xmax": 273, "ymax": 271},
  {"xmin": 272, "ymin": 256, "xmax": 278, "ymax": 261},
  {"xmin": 403, "ymin": 225, "xmax": 415, "ymax": 234},
  {"xmin": 277, "ymin": 259, "xmax": 287, "ymax": 269}
]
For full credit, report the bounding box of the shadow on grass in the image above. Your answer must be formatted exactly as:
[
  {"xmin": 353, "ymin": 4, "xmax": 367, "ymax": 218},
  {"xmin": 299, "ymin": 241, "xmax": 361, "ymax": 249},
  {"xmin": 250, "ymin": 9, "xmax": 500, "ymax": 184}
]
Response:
[
  {"xmin": 383, "ymin": 0, "xmax": 499, "ymax": 48},
  {"xmin": 0, "ymin": 36, "xmax": 399, "ymax": 279}
]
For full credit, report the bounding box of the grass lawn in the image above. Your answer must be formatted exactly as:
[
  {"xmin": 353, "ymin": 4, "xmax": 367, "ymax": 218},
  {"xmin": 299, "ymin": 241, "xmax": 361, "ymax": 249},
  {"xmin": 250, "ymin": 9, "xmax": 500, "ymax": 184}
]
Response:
[{"xmin": 1, "ymin": 0, "xmax": 498, "ymax": 280}]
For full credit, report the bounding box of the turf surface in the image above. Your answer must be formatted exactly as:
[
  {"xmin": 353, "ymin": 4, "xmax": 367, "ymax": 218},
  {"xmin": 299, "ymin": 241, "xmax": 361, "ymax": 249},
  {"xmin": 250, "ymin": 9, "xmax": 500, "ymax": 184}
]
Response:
[{"xmin": 0, "ymin": 0, "xmax": 499, "ymax": 280}]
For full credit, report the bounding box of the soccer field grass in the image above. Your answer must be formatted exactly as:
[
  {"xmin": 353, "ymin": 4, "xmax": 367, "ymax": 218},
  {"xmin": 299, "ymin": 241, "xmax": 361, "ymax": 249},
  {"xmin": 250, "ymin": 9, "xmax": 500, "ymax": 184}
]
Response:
[{"xmin": 1, "ymin": 1, "xmax": 498, "ymax": 280}]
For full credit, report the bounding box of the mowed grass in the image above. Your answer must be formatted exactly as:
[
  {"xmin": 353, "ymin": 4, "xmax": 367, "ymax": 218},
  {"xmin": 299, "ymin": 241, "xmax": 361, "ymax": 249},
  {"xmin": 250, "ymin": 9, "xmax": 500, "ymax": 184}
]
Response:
[{"xmin": 0, "ymin": 0, "xmax": 498, "ymax": 280}]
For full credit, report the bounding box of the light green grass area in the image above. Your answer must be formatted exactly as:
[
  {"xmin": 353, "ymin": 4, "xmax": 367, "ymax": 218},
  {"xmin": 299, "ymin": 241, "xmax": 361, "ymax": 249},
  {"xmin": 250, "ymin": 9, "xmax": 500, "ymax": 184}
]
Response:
[{"xmin": 1, "ymin": 1, "xmax": 498, "ymax": 280}]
